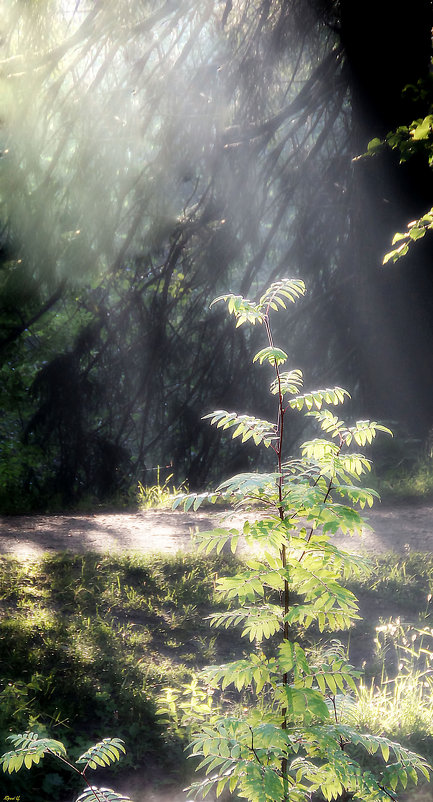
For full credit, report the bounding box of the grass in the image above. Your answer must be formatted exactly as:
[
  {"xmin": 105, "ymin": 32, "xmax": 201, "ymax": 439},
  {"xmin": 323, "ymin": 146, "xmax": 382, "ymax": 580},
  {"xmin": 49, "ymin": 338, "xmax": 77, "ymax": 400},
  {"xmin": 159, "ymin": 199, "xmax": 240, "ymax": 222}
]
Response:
[
  {"xmin": 345, "ymin": 617, "xmax": 433, "ymax": 802},
  {"xmin": 355, "ymin": 619, "xmax": 433, "ymax": 736},
  {"xmin": 368, "ymin": 431, "xmax": 433, "ymax": 502},
  {"xmin": 136, "ymin": 469, "xmax": 188, "ymax": 510},
  {"xmin": 344, "ymin": 557, "xmax": 433, "ymax": 801},
  {"xmin": 372, "ymin": 458, "xmax": 433, "ymax": 502},
  {"xmin": 2, "ymin": 551, "xmax": 433, "ymax": 800},
  {"xmin": 0, "ymin": 551, "xmax": 242, "ymax": 800}
]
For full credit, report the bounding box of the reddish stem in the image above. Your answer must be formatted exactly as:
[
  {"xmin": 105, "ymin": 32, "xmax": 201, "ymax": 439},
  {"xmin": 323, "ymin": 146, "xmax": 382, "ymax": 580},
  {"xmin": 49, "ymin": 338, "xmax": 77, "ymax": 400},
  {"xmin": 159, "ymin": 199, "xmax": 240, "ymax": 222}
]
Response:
[{"xmin": 264, "ymin": 312, "xmax": 289, "ymax": 794}]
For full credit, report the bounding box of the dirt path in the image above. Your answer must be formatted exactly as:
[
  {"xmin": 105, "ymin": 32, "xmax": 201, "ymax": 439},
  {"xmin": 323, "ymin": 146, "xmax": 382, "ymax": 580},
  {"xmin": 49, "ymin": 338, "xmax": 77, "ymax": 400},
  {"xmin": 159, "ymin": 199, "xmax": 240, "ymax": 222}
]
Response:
[
  {"xmin": 1, "ymin": 502, "xmax": 433, "ymax": 558},
  {"xmin": 2, "ymin": 504, "xmax": 431, "ymax": 802}
]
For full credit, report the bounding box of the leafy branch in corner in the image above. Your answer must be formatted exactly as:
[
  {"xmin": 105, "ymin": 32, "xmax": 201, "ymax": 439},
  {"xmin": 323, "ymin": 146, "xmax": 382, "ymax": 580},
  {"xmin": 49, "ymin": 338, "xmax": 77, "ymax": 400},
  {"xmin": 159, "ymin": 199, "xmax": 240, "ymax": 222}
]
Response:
[
  {"xmin": 359, "ymin": 76, "xmax": 433, "ymax": 265},
  {"xmin": 0, "ymin": 733, "xmax": 130, "ymax": 802}
]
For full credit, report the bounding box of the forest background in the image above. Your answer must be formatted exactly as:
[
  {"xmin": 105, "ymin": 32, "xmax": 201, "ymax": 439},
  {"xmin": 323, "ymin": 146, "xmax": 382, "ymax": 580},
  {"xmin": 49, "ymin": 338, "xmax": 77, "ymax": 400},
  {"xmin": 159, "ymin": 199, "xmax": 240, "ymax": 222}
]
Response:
[{"xmin": 1, "ymin": 0, "xmax": 433, "ymax": 512}]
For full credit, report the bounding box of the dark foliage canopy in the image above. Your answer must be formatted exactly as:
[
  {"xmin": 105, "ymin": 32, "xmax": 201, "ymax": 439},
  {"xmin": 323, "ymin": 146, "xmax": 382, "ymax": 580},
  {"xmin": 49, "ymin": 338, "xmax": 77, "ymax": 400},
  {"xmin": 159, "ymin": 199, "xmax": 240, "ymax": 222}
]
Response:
[{"xmin": 0, "ymin": 0, "xmax": 432, "ymax": 508}]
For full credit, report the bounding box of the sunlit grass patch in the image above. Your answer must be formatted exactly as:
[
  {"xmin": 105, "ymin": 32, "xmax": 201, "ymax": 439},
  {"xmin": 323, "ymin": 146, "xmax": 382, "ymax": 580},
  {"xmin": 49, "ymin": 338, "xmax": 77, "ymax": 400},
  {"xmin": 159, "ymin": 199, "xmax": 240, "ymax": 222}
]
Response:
[
  {"xmin": 1, "ymin": 551, "xmax": 433, "ymax": 798},
  {"xmin": 136, "ymin": 469, "xmax": 188, "ymax": 510},
  {"xmin": 348, "ymin": 553, "xmax": 433, "ymax": 611},
  {"xmin": 356, "ymin": 619, "xmax": 433, "ymax": 736},
  {"xmin": 0, "ymin": 550, "xmax": 242, "ymax": 798}
]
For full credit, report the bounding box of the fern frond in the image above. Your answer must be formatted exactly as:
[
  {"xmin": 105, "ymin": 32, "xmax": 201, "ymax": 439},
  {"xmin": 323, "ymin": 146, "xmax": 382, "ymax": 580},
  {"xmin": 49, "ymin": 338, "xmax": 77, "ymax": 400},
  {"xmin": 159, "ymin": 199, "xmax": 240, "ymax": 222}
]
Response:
[
  {"xmin": 253, "ymin": 346, "xmax": 288, "ymax": 366},
  {"xmin": 172, "ymin": 490, "xmax": 221, "ymax": 511},
  {"xmin": 0, "ymin": 733, "xmax": 66, "ymax": 774},
  {"xmin": 259, "ymin": 278, "xmax": 306, "ymax": 310},
  {"xmin": 306, "ymin": 408, "xmax": 350, "ymax": 437},
  {"xmin": 208, "ymin": 604, "xmax": 281, "ymax": 636},
  {"xmin": 290, "ymin": 387, "xmax": 350, "ymax": 412},
  {"xmin": 194, "ymin": 527, "xmax": 240, "ymax": 555},
  {"xmin": 344, "ymin": 420, "xmax": 393, "ymax": 447},
  {"xmin": 216, "ymin": 472, "xmax": 281, "ymax": 496},
  {"xmin": 76, "ymin": 789, "xmax": 132, "ymax": 802},
  {"xmin": 270, "ymin": 368, "xmax": 304, "ymax": 396},
  {"xmin": 203, "ymin": 409, "xmax": 277, "ymax": 447},
  {"xmin": 300, "ymin": 439, "xmax": 340, "ymax": 460},
  {"xmin": 329, "ymin": 725, "xmax": 431, "ymax": 786},
  {"xmin": 205, "ymin": 653, "xmax": 274, "ymax": 692},
  {"xmin": 210, "ymin": 294, "xmax": 264, "ymax": 326},
  {"xmin": 76, "ymin": 738, "xmax": 126, "ymax": 770}
]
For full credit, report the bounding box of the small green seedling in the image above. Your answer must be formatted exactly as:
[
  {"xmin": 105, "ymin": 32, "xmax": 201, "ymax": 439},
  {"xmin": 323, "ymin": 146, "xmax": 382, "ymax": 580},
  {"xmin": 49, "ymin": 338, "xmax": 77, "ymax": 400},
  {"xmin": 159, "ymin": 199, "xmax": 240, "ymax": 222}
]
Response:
[{"xmin": 160, "ymin": 279, "xmax": 430, "ymax": 802}]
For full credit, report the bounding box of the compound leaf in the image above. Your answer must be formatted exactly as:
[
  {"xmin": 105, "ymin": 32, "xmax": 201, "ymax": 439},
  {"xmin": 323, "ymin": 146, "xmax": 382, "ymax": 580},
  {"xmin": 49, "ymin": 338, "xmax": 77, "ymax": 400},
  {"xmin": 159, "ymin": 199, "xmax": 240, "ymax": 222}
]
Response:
[{"xmin": 77, "ymin": 738, "xmax": 126, "ymax": 770}]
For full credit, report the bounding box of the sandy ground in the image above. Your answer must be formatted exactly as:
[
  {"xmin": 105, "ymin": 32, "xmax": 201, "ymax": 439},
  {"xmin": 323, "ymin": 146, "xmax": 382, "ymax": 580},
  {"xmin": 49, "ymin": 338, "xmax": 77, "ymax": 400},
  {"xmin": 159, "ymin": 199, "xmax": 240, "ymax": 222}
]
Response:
[{"xmin": 1, "ymin": 502, "xmax": 433, "ymax": 558}]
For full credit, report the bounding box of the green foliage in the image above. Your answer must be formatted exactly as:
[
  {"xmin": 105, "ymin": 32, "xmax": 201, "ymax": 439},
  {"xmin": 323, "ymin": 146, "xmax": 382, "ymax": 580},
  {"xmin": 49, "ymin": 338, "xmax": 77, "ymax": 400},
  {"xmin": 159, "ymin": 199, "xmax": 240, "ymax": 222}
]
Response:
[
  {"xmin": 210, "ymin": 280, "xmax": 306, "ymax": 328},
  {"xmin": 382, "ymin": 209, "xmax": 433, "ymax": 264},
  {"xmin": 356, "ymin": 617, "xmax": 433, "ymax": 745},
  {"xmin": 76, "ymin": 789, "xmax": 131, "ymax": 802},
  {"xmin": 0, "ymin": 731, "xmax": 131, "ymax": 802},
  {"xmin": 363, "ymin": 70, "xmax": 433, "ymax": 265},
  {"xmin": 202, "ymin": 411, "xmax": 277, "ymax": 448},
  {"xmin": 136, "ymin": 469, "xmax": 188, "ymax": 510},
  {"xmin": 76, "ymin": 738, "xmax": 127, "ymax": 770},
  {"xmin": 162, "ymin": 282, "xmax": 428, "ymax": 802},
  {"xmin": 0, "ymin": 551, "xmax": 243, "ymax": 798},
  {"xmin": 2, "ymin": 548, "xmax": 433, "ymax": 796},
  {"xmin": 0, "ymin": 732, "xmax": 67, "ymax": 773}
]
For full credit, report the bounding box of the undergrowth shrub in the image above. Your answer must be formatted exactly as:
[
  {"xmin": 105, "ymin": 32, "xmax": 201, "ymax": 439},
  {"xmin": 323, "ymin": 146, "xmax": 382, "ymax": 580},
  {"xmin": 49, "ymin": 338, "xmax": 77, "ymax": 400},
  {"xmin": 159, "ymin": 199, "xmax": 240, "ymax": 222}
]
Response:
[{"xmin": 159, "ymin": 280, "xmax": 431, "ymax": 802}]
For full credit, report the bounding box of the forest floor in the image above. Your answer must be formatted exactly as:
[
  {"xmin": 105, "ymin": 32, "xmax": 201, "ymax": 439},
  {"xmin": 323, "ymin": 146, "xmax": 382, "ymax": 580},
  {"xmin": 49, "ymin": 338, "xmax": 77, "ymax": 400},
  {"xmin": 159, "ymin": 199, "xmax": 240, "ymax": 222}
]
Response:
[
  {"xmin": 2, "ymin": 503, "xmax": 433, "ymax": 802},
  {"xmin": 1, "ymin": 500, "xmax": 433, "ymax": 558}
]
